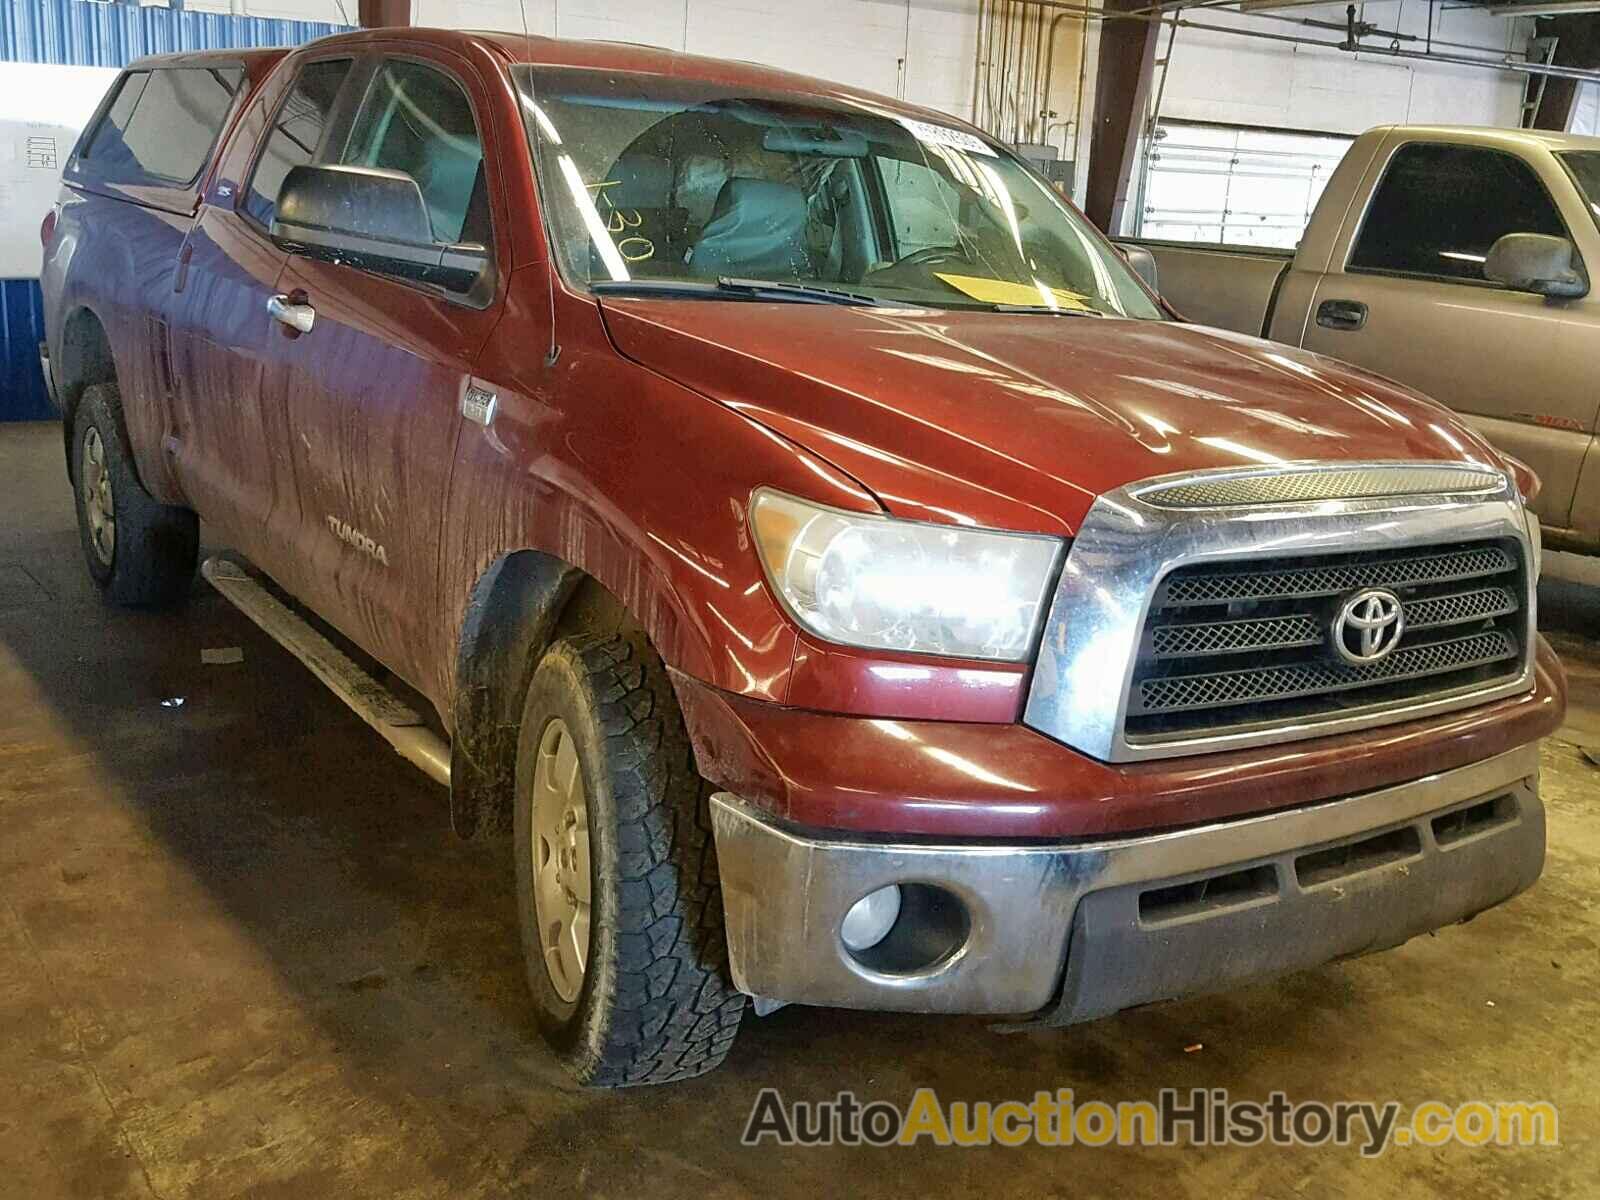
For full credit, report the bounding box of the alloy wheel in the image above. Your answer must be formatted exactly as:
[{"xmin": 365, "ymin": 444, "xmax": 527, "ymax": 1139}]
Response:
[
  {"xmin": 81, "ymin": 426, "xmax": 115, "ymax": 566},
  {"xmin": 531, "ymin": 717, "xmax": 592, "ymax": 1003}
]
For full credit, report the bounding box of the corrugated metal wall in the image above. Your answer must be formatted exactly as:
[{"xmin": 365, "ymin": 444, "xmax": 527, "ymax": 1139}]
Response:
[
  {"xmin": 1, "ymin": 278, "xmax": 48, "ymax": 420},
  {"xmin": 1, "ymin": 0, "xmax": 347, "ymax": 67},
  {"xmin": 1, "ymin": 0, "xmax": 349, "ymax": 421}
]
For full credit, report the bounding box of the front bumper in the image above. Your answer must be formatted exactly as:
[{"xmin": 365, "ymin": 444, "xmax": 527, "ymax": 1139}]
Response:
[{"xmin": 711, "ymin": 742, "xmax": 1543, "ymax": 1019}]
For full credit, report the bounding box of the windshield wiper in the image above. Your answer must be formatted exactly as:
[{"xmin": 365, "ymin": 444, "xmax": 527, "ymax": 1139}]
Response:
[
  {"xmin": 591, "ymin": 277, "xmax": 883, "ymax": 306},
  {"xmin": 715, "ymin": 277, "xmax": 884, "ymax": 306},
  {"xmin": 990, "ymin": 302, "xmax": 1103, "ymax": 317}
]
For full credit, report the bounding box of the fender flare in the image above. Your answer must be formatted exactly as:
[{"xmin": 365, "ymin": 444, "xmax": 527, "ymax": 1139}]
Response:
[
  {"xmin": 54, "ymin": 304, "xmax": 118, "ymax": 470},
  {"xmin": 448, "ymin": 548, "xmax": 584, "ymax": 838}
]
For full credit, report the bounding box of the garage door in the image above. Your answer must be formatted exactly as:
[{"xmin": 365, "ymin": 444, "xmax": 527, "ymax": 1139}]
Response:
[{"xmin": 1134, "ymin": 120, "xmax": 1353, "ymax": 249}]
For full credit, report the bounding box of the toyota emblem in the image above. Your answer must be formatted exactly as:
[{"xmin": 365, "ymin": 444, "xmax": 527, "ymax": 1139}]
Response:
[{"xmin": 1331, "ymin": 588, "xmax": 1405, "ymax": 665}]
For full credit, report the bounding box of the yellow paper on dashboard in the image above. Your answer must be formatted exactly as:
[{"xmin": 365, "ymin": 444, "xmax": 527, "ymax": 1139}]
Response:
[{"xmin": 934, "ymin": 273, "xmax": 1095, "ymax": 311}]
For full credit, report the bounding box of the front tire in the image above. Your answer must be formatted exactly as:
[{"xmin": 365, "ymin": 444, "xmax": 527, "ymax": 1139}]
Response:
[
  {"xmin": 71, "ymin": 384, "xmax": 198, "ymax": 607},
  {"xmin": 513, "ymin": 631, "xmax": 747, "ymax": 1087}
]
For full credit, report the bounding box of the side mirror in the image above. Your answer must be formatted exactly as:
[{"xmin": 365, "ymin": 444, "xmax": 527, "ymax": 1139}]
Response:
[
  {"xmin": 270, "ymin": 164, "xmax": 487, "ymax": 292},
  {"xmin": 1119, "ymin": 244, "xmax": 1159, "ymax": 294},
  {"xmin": 1484, "ymin": 232, "xmax": 1587, "ymax": 299}
]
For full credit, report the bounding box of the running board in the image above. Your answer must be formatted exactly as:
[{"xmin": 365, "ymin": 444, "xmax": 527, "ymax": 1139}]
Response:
[{"xmin": 201, "ymin": 556, "xmax": 451, "ymax": 786}]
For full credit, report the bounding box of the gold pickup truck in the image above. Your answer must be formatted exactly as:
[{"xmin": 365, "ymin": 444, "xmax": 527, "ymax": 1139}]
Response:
[{"xmin": 1118, "ymin": 125, "xmax": 1600, "ymax": 554}]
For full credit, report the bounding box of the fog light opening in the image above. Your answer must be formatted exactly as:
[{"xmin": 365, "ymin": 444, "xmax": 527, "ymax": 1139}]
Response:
[{"xmin": 841, "ymin": 882, "xmax": 971, "ymax": 977}]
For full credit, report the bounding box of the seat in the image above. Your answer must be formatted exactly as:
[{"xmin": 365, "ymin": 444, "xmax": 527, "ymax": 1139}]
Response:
[
  {"xmin": 685, "ymin": 178, "xmax": 815, "ymax": 279},
  {"xmin": 597, "ymin": 153, "xmax": 689, "ymax": 274}
]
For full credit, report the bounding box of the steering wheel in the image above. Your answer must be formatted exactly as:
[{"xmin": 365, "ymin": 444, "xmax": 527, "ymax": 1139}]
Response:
[{"xmin": 891, "ymin": 244, "xmax": 970, "ymax": 269}]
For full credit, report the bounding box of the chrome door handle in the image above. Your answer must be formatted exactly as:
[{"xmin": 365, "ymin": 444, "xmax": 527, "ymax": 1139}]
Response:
[
  {"xmin": 267, "ymin": 293, "xmax": 315, "ymax": 334},
  {"xmin": 1315, "ymin": 298, "xmax": 1368, "ymax": 331}
]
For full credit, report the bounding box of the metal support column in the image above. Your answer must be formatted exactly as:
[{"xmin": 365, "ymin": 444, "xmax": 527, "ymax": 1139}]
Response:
[
  {"xmin": 358, "ymin": 0, "xmax": 410, "ymax": 28},
  {"xmin": 1085, "ymin": 0, "xmax": 1160, "ymax": 235}
]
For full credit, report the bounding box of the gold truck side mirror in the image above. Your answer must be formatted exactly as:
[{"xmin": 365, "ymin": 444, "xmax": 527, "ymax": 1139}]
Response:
[{"xmin": 1484, "ymin": 232, "xmax": 1588, "ymax": 299}]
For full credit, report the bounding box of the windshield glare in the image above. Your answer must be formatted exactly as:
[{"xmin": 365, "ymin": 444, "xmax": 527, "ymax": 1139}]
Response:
[{"xmin": 514, "ymin": 65, "xmax": 1163, "ymax": 319}]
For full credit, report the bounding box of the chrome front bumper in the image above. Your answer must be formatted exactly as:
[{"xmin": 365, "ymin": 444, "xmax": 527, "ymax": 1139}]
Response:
[{"xmin": 710, "ymin": 743, "xmax": 1543, "ymax": 1019}]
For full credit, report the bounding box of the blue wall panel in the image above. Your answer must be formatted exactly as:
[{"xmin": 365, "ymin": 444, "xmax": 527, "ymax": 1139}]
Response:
[
  {"xmin": 1, "ymin": 280, "xmax": 51, "ymax": 422},
  {"xmin": 1, "ymin": 0, "xmax": 350, "ymax": 421},
  {"xmin": 1, "ymin": 0, "xmax": 347, "ymax": 68}
]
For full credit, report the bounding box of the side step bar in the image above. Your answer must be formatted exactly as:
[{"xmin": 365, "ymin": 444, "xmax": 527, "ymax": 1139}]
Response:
[{"xmin": 201, "ymin": 557, "xmax": 451, "ymax": 786}]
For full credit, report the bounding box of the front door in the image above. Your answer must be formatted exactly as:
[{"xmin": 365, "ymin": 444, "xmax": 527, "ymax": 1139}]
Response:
[
  {"xmin": 254, "ymin": 51, "xmax": 505, "ymax": 693},
  {"xmin": 169, "ymin": 53, "xmax": 358, "ymax": 571},
  {"xmin": 1299, "ymin": 138, "xmax": 1600, "ymax": 529}
]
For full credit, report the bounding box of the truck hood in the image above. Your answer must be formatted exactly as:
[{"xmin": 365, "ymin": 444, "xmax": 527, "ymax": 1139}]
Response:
[{"xmin": 598, "ymin": 299, "xmax": 1505, "ymax": 535}]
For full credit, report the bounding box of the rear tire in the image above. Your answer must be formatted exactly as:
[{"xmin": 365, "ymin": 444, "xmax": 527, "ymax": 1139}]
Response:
[
  {"xmin": 71, "ymin": 383, "xmax": 198, "ymax": 607},
  {"xmin": 513, "ymin": 630, "xmax": 747, "ymax": 1087}
]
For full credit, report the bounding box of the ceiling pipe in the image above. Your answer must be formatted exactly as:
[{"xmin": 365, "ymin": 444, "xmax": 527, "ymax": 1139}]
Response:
[
  {"xmin": 977, "ymin": 0, "xmax": 1600, "ymax": 86},
  {"xmin": 1247, "ymin": 7, "xmax": 1513, "ymax": 55},
  {"xmin": 1178, "ymin": 15, "xmax": 1600, "ymax": 82}
]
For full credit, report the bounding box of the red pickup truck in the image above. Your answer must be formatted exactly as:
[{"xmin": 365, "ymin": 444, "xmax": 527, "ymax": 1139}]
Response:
[{"xmin": 41, "ymin": 29, "xmax": 1565, "ymax": 1087}]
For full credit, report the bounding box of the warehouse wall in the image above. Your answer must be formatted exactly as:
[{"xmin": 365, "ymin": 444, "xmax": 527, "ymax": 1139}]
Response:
[
  {"xmin": 1155, "ymin": 1, "xmax": 1530, "ymax": 133},
  {"xmin": 172, "ymin": 2, "xmax": 1546, "ymax": 155},
  {"xmin": 180, "ymin": 0, "xmax": 981, "ymax": 117},
  {"xmin": 408, "ymin": 0, "xmax": 980, "ymax": 117}
]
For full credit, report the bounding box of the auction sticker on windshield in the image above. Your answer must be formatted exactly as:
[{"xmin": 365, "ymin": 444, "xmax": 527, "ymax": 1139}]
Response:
[{"xmin": 897, "ymin": 116, "xmax": 997, "ymax": 157}]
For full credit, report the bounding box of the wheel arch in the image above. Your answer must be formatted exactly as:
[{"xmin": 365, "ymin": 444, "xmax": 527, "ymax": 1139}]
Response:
[
  {"xmin": 55, "ymin": 304, "xmax": 118, "ymax": 471},
  {"xmin": 449, "ymin": 548, "xmax": 644, "ymax": 839}
]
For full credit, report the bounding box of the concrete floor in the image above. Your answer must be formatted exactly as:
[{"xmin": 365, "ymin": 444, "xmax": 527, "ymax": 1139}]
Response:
[{"xmin": 1, "ymin": 419, "xmax": 1596, "ymax": 1199}]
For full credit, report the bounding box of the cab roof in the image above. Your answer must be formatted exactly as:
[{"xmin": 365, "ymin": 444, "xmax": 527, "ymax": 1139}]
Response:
[
  {"xmin": 125, "ymin": 45, "xmax": 289, "ymax": 84},
  {"xmin": 1364, "ymin": 123, "xmax": 1600, "ymax": 155}
]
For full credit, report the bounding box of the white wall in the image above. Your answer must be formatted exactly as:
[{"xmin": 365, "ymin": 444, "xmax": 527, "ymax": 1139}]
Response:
[
  {"xmin": 1154, "ymin": 1, "xmax": 1530, "ymax": 134},
  {"xmin": 0, "ymin": 63, "xmax": 120, "ymax": 277},
  {"xmin": 410, "ymin": 0, "xmax": 980, "ymax": 117},
  {"xmin": 1572, "ymin": 84, "xmax": 1600, "ymax": 137},
  {"xmin": 182, "ymin": 0, "xmax": 363, "ymax": 19},
  {"xmin": 181, "ymin": 0, "xmax": 980, "ymax": 116}
]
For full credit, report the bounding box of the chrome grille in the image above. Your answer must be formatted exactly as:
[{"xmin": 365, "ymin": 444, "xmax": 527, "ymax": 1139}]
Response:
[
  {"xmin": 1148, "ymin": 585, "xmax": 1519, "ymax": 660},
  {"xmin": 1160, "ymin": 546, "xmax": 1515, "ymax": 606},
  {"xmin": 1151, "ymin": 614, "xmax": 1321, "ymax": 658},
  {"xmin": 1127, "ymin": 540, "xmax": 1526, "ymax": 742}
]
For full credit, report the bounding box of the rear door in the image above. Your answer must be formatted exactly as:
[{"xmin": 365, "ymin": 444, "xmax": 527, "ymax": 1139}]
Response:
[
  {"xmin": 1299, "ymin": 137, "xmax": 1600, "ymax": 528},
  {"xmin": 256, "ymin": 49, "xmax": 506, "ymax": 692},
  {"xmin": 167, "ymin": 53, "xmax": 358, "ymax": 563},
  {"xmin": 58, "ymin": 61, "xmax": 246, "ymax": 498}
]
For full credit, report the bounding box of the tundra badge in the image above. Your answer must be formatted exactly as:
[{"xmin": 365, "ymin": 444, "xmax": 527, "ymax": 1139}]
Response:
[{"xmin": 326, "ymin": 515, "xmax": 389, "ymax": 566}]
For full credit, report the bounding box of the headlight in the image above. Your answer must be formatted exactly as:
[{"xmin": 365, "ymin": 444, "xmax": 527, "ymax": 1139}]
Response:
[{"xmin": 749, "ymin": 489, "xmax": 1064, "ymax": 661}]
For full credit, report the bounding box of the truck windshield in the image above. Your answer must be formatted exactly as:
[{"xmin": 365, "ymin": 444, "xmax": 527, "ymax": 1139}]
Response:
[
  {"xmin": 513, "ymin": 65, "xmax": 1162, "ymax": 319},
  {"xmin": 1560, "ymin": 152, "xmax": 1600, "ymax": 229}
]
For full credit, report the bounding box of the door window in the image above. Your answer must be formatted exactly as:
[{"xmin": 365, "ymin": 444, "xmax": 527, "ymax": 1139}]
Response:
[
  {"xmin": 342, "ymin": 60, "xmax": 488, "ymax": 247},
  {"xmin": 81, "ymin": 66, "xmax": 244, "ymax": 186},
  {"xmin": 243, "ymin": 58, "xmax": 355, "ymax": 228},
  {"xmin": 1349, "ymin": 143, "xmax": 1570, "ymax": 285}
]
